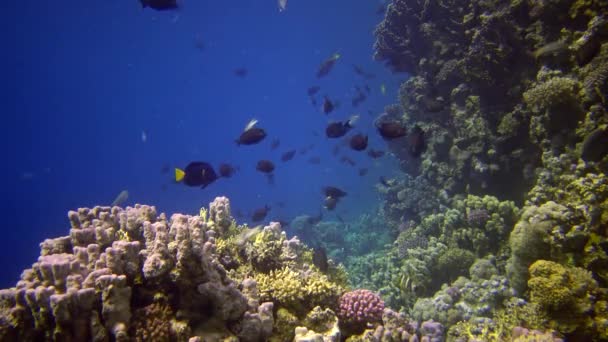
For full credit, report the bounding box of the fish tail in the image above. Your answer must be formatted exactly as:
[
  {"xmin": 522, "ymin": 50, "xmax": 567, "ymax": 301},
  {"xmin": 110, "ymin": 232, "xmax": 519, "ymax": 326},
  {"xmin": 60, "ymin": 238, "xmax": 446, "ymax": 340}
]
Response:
[{"xmin": 175, "ymin": 168, "xmax": 185, "ymax": 182}]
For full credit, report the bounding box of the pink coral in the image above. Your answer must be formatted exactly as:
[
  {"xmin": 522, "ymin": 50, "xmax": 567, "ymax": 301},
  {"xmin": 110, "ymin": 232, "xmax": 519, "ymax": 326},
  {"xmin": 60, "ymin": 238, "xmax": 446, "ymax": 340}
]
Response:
[{"xmin": 338, "ymin": 289, "xmax": 384, "ymax": 326}]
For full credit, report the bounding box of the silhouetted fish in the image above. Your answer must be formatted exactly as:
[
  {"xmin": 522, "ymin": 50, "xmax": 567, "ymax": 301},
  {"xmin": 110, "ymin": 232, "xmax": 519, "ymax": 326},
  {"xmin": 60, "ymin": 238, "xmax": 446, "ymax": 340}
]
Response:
[
  {"xmin": 376, "ymin": 121, "xmax": 407, "ymax": 140},
  {"xmin": 234, "ymin": 68, "xmax": 248, "ymax": 78},
  {"xmin": 218, "ymin": 163, "xmax": 237, "ymax": 178},
  {"xmin": 313, "ymin": 247, "xmax": 328, "ymax": 273},
  {"xmin": 140, "ymin": 0, "xmax": 177, "ymax": 10},
  {"xmin": 323, "ymin": 186, "xmax": 347, "ymax": 198},
  {"xmin": 236, "ymin": 127, "xmax": 267, "ymax": 145},
  {"xmin": 252, "ymin": 205, "xmax": 270, "ymax": 222},
  {"xmin": 256, "ymin": 160, "xmax": 275, "ymax": 173},
  {"xmin": 307, "ymin": 86, "xmax": 320, "ymax": 96},
  {"xmin": 350, "ymin": 133, "xmax": 368, "ymax": 151},
  {"xmin": 582, "ymin": 128, "xmax": 608, "ymax": 162},
  {"xmin": 270, "ymin": 139, "xmax": 281, "ymax": 150},
  {"xmin": 324, "ymin": 196, "xmax": 338, "ymax": 210},
  {"xmin": 408, "ymin": 125, "xmax": 426, "ymax": 157},
  {"xmin": 323, "ymin": 96, "xmax": 335, "ymax": 114},
  {"xmin": 326, "ymin": 116, "xmax": 359, "ymax": 138},
  {"xmin": 281, "ymin": 150, "xmax": 296, "ymax": 162},
  {"xmin": 352, "ymin": 65, "xmax": 375, "ymax": 79},
  {"xmin": 175, "ymin": 162, "xmax": 218, "ymax": 189},
  {"xmin": 317, "ymin": 53, "xmax": 341, "ymax": 78}
]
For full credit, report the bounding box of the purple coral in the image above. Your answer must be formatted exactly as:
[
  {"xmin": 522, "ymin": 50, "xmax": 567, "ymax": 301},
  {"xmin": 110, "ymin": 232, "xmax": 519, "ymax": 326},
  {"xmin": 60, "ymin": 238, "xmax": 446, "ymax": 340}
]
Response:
[{"xmin": 338, "ymin": 289, "xmax": 385, "ymax": 327}]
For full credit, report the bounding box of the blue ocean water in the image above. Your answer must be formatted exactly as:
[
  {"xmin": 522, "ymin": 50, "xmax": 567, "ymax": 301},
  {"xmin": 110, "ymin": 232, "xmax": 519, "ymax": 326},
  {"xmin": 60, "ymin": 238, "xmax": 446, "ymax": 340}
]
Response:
[{"xmin": 2, "ymin": 0, "xmax": 402, "ymax": 287}]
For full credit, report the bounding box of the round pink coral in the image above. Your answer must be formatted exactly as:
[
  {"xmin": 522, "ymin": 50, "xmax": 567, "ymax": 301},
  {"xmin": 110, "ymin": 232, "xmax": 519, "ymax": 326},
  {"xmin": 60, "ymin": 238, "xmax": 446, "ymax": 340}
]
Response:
[{"xmin": 338, "ymin": 289, "xmax": 385, "ymax": 326}]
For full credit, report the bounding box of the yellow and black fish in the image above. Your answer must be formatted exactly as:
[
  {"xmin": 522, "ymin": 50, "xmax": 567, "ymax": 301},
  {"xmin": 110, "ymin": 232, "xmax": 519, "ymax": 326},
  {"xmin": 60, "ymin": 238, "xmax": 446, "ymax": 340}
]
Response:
[{"xmin": 175, "ymin": 162, "xmax": 218, "ymax": 188}]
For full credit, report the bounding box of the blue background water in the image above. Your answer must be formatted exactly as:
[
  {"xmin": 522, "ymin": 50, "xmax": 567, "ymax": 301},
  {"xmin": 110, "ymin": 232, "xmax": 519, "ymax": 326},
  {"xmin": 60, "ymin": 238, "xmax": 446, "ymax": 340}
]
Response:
[{"xmin": 2, "ymin": 0, "xmax": 403, "ymax": 287}]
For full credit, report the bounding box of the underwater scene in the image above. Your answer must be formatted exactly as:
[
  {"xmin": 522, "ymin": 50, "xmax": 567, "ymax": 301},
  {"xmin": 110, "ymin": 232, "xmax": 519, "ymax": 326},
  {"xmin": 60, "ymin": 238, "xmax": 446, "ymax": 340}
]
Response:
[{"xmin": 2, "ymin": 0, "xmax": 608, "ymax": 341}]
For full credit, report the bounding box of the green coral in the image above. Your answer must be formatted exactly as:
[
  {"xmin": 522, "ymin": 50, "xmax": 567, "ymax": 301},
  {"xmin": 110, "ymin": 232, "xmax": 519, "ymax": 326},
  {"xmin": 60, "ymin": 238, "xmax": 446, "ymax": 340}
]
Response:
[
  {"xmin": 435, "ymin": 248, "xmax": 476, "ymax": 285},
  {"xmin": 255, "ymin": 267, "xmax": 343, "ymax": 317},
  {"xmin": 523, "ymin": 74, "xmax": 580, "ymax": 113},
  {"xmin": 506, "ymin": 201, "xmax": 573, "ymax": 294},
  {"xmin": 528, "ymin": 260, "xmax": 606, "ymax": 336}
]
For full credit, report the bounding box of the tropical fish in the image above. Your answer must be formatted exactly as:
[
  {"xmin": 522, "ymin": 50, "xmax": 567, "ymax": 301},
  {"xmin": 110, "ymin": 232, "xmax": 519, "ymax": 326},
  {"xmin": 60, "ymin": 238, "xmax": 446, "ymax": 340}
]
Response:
[
  {"xmin": 307, "ymin": 86, "xmax": 320, "ymax": 96},
  {"xmin": 349, "ymin": 133, "xmax": 368, "ymax": 151},
  {"xmin": 408, "ymin": 125, "xmax": 426, "ymax": 157},
  {"xmin": 270, "ymin": 138, "xmax": 281, "ymax": 150},
  {"xmin": 256, "ymin": 160, "xmax": 275, "ymax": 173},
  {"xmin": 380, "ymin": 83, "xmax": 386, "ymax": 95},
  {"xmin": 237, "ymin": 120, "xmax": 267, "ymax": 145},
  {"xmin": 252, "ymin": 205, "xmax": 271, "ymax": 222},
  {"xmin": 111, "ymin": 190, "xmax": 129, "ymax": 206},
  {"xmin": 281, "ymin": 150, "xmax": 296, "ymax": 162},
  {"xmin": 376, "ymin": 120, "xmax": 407, "ymax": 140},
  {"xmin": 323, "ymin": 186, "xmax": 347, "ymax": 198},
  {"xmin": 326, "ymin": 115, "xmax": 359, "ymax": 138},
  {"xmin": 175, "ymin": 162, "xmax": 218, "ymax": 188},
  {"xmin": 581, "ymin": 127, "xmax": 608, "ymax": 162},
  {"xmin": 234, "ymin": 67, "xmax": 248, "ymax": 78},
  {"xmin": 317, "ymin": 53, "xmax": 341, "ymax": 78},
  {"xmin": 352, "ymin": 65, "xmax": 375, "ymax": 79},
  {"xmin": 218, "ymin": 163, "xmax": 237, "ymax": 178},
  {"xmin": 278, "ymin": 0, "xmax": 287, "ymax": 12},
  {"xmin": 322, "ymin": 96, "xmax": 335, "ymax": 114},
  {"xmin": 324, "ymin": 196, "xmax": 338, "ymax": 210},
  {"xmin": 140, "ymin": 0, "xmax": 178, "ymax": 10}
]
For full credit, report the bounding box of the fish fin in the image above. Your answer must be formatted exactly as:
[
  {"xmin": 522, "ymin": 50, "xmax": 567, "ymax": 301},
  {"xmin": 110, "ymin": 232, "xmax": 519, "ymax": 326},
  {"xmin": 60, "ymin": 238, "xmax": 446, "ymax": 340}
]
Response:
[
  {"xmin": 175, "ymin": 168, "xmax": 185, "ymax": 182},
  {"xmin": 244, "ymin": 119, "xmax": 258, "ymax": 131}
]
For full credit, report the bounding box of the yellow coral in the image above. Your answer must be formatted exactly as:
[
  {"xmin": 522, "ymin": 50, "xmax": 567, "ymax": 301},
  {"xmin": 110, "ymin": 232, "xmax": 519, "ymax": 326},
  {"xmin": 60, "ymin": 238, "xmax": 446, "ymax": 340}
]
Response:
[{"xmin": 256, "ymin": 267, "xmax": 304, "ymax": 306}]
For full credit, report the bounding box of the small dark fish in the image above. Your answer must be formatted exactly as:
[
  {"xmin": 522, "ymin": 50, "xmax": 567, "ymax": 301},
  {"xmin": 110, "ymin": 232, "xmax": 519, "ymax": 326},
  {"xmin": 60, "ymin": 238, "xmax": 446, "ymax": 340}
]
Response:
[
  {"xmin": 256, "ymin": 160, "xmax": 275, "ymax": 173},
  {"xmin": 376, "ymin": 121, "xmax": 407, "ymax": 140},
  {"xmin": 340, "ymin": 156, "xmax": 356, "ymax": 167},
  {"xmin": 281, "ymin": 150, "xmax": 296, "ymax": 162},
  {"xmin": 323, "ymin": 186, "xmax": 347, "ymax": 198},
  {"xmin": 379, "ymin": 176, "xmax": 390, "ymax": 187},
  {"xmin": 367, "ymin": 149, "xmax": 385, "ymax": 159},
  {"xmin": 313, "ymin": 247, "xmax": 328, "ymax": 273},
  {"xmin": 175, "ymin": 162, "xmax": 218, "ymax": 188},
  {"xmin": 308, "ymin": 156, "xmax": 321, "ymax": 164},
  {"xmin": 326, "ymin": 117, "xmax": 357, "ymax": 138},
  {"xmin": 408, "ymin": 125, "xmax": 426, "ymax": 157},
  {"xmin": 364, "ymin": 84, "xmax": 371, "ymax": 94},
  {"xmin": 358, "ymin": 168, "xmax": 368, "ymax": 176},
  {"xmin": 270, "ymin": 138, "xmax": 281, "ymax": 150},
  {"xmin": 218, "ymin": 163, "xmax": 237, "ymax": 178},
  {"xmin": 251, "ymin": 205, "xmax": 270, "ymax": 222},
  {"xmin": 322, "ymin": 96, "xmax": 335, "ymax": 114},
  {"xmin": 350, "ymin": 133, "xmax": 368, "ymax": 151},
  {"xmin": 236, "ymin": 127, "xmax": 267, "ymax": 145},
  {"xmin": 317, "ymin": 53, "xmax": 341, "ymax": 78},
  {"xmin": 307, "ymin": 86, "xmax": 320, "ymax": 96},
  {"xmin": 581, "ymin": 128, "xmax": 608, "ymax": 162},
  {"xmin": 234, "ymin": 67, "xmax": 248, "ymax": 78},
  {"xmin": 324, "ymin": 196, "xmax": 338, "ymax": 210},
  {"xmin": 140, "ymin": 0, "xmax": 178, "ymax": 10}
]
